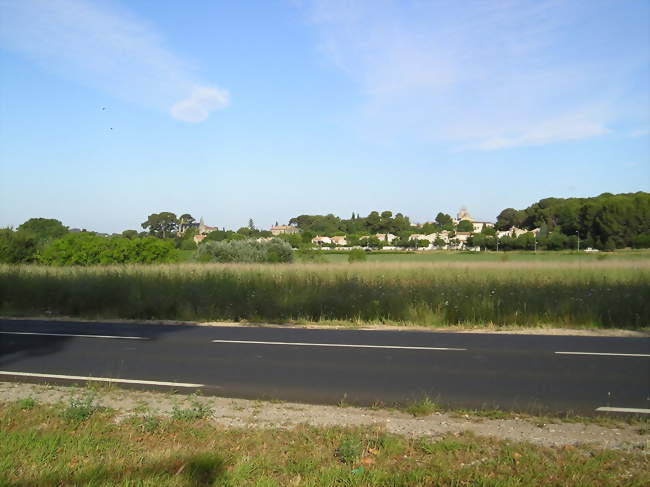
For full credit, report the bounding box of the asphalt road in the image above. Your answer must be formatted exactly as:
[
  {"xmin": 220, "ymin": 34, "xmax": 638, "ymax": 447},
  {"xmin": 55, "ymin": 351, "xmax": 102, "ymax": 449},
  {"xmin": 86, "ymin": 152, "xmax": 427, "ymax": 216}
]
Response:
[{"xmin": 1, "ymin": 319, "xmax": 648, "ymax": 414}]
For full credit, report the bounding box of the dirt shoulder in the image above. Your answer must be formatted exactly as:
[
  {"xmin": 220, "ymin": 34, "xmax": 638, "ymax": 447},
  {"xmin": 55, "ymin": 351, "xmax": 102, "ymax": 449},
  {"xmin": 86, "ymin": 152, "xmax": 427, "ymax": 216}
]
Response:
[
  {"xmin": 1, "ymin": 381, "xmax": 647, "ymax": 452},
  {"xmin": 2, "ymin": 315, "xmax": 648, "ymax": 337}
]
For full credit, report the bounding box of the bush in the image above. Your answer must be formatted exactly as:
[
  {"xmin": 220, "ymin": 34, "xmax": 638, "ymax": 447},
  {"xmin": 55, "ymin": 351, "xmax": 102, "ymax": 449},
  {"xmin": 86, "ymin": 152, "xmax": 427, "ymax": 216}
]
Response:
[
  {"xmin": 194, "ymin": 239, "xmax": 293, "ymax": 263},
  {"xmin": 348, "ymin": 249, "xmax": 367, "ymax": 263},
  {"xmin": 171, "ymin": 399, "xmax": 213, "ymax": 421},
  {"xmin": 336, "ymin": 436, "xmax": 363, "ymax": 464},
  {"xmin": 40, "ymin": 233, "xmax": 178, "ymax": 265},
  {"xmin": 0, "ymin": 229, "xmax": 39, "ymax": 263},
  {"xmin": 62, "ymin": 392, "xmax": 97, "ymax": 423},
  {"xmin": 179, "ymin": 238, "xmax": 197, "ymax": 251}
]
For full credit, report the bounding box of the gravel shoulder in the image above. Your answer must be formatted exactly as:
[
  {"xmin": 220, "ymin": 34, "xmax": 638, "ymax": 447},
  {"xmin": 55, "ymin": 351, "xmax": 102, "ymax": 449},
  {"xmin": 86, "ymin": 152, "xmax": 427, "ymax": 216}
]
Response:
[
  {"xmin": 1, "ymin": 381, "xmax": 647, "ymax": 452},
  {"xmin": 3, "ymin": 315, "xmax": 648, "ymax": 337}
]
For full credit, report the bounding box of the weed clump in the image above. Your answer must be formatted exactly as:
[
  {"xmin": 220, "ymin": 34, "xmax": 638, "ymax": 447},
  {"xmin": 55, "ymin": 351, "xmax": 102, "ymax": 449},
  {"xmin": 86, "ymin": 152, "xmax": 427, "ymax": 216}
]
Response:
[
  {"xmin": 18, "ymin": 397, "xmax": 37, "ymax": 410},
  {"xmin": 336, "ymin": 435, "xmax": 363, "ymax": 464},
  {"xmin": 171, "ymin": 399, "xmax": 213, "ymax": 421},
  {"xmin": 404, "ymin": 397, "xmax": 438, "ymax": 417},
  {"xmin": 62, "ymin": 391, "xmax": 97, "ymax": 423}
]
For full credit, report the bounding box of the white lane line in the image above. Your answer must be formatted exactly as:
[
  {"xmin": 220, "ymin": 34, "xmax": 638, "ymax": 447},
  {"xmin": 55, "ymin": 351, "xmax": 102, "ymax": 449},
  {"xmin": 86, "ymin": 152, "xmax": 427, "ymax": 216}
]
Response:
[
  {"xmin": 596, "ymin": 407, "xmax": 650, "ymax": 414},
  {"xmin": 0, "ymin": 331, "xmax": 148, "ymax": 340},
  {"xmin": 211, "ymin": 339, "xmax": 466, "ymax": 351},
  {"xmin": 555, "ymin": 351, "xmax": 650, "ymax": 357},
  {"xmin": 0, "ymin": 371, "xmax": 204, "ymax": 388}
]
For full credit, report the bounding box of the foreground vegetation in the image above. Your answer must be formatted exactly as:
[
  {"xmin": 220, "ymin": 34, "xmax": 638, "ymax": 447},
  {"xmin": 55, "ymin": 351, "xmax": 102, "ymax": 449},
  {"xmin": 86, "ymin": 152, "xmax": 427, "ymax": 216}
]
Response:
[
  {"xmin": 1, "ymin": 399, "xmax": 647, "ymax": 486},
  {"xmin": 1, "ymin": 260, "xmax": 649, "ymax": 329}
]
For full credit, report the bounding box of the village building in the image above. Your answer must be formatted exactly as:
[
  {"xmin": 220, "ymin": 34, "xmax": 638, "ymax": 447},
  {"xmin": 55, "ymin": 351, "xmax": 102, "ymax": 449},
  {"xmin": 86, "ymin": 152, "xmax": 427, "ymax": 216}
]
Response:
[
  {"xmin": 452, "ymin": 207, "xmax": 494, "ymax": 232},
  {"xmin": 330, "ymin": 235, "xmax": 347, "ymax": 246},
  {"xmin": 496, "ymin": 227, "xmax": 529, "ymax": 238},
  {"xmin": 376, "ymin": 233, "xmax": 398, "ymax": 243},
  {"xmin": 312, "ymin": 236, "xmax": 332, "ymax": 245},
  {"xmin": 270, "ymin": 225, "xmax": 299, "ymax": 236}
]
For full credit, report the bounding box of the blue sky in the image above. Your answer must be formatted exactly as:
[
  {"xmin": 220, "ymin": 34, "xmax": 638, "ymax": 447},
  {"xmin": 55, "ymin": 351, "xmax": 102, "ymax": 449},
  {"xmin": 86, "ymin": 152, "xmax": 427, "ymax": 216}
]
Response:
[{"xmin": 0, "ymin": 0, "xmax": 648, "ymax": 233}]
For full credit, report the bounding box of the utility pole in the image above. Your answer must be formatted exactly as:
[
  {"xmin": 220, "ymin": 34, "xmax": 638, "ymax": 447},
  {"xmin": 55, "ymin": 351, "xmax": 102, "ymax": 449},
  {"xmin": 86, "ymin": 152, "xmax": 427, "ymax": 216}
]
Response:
[
  {"xmin": 534, "ymin": 238, "xmax": 537, "ymax": 254},
  {"xmin": 576, "ymin": 231, "xmax": 580, "ymax": 253}
]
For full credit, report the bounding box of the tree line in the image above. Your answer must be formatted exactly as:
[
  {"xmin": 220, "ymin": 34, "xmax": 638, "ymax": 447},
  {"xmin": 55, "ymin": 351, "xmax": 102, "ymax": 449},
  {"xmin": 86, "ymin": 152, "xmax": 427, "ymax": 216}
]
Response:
[
  {"xmin": 2, "ymin": 192, "xmax": 649, "ymax": 265},
  {"xmin": 495, "ymin": 192, "xmax": 650, "ymax": 250}
]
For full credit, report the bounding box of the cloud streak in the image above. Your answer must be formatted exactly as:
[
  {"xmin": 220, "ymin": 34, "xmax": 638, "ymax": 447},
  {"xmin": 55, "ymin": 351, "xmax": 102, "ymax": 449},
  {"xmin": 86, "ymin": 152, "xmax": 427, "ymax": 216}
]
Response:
[
  {"xmin": 303, "ymin": 0, "xmax": 649, "ymax": 150},
  {"xmin": 0, "ymin": 0, "xmax": 228, "ymax": 122}
]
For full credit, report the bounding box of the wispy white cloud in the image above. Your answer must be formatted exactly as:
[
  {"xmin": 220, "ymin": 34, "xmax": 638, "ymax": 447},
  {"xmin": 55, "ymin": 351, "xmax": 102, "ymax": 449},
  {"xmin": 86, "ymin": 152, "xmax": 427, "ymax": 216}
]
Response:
[
  {"xmin": 0, "ymin": 0, "xmax": 228, "ymax": 122},
  {"xmin": 302, "ymin": 0, "xmax": 648, "ymax": 150}
]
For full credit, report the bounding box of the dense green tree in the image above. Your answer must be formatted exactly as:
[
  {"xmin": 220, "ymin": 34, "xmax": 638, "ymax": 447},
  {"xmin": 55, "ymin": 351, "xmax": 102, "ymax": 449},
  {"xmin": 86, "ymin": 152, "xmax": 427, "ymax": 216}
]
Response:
[
  {"xmin": 141, "ymin": 212, "xmax": 178, "ymax": 239},
  {"xmin": 276, "ymin": 233, "xmax": 303, "ymax": 248},
  {"xmin": 178, "ymin": 213, "xmax": 195, "ymax": 226},
  {"xmin": 495, "ymin": 208, "xmax": 524, "ymax": 231},
  {"xmin": 122, "ymin": 230, "xmax": 138, "ymax": 239},
  {"xmin": 632, "ymin": 233, "xmax": 650, "ymax": 248},
  {"xmin": 0, "ymin": 228, "xmax": 39, "ymax": 263},
  {"xmin": 435, "ymin": 212, "xmax": 453, "ymax": 227},
  {"xmin": 457, "ymin": 220, "xmax": 474, "ymax": 232},
  {"xmin": 544, "ymin": 232, "xmax": 569, "ymax": 250},
  {"xmin": 17, "ymin": 218, "xmax": 68, "ymax": 243},
  {"xmin": 500, "ymin": 192, "xmax": 650, "ymax": 249}
]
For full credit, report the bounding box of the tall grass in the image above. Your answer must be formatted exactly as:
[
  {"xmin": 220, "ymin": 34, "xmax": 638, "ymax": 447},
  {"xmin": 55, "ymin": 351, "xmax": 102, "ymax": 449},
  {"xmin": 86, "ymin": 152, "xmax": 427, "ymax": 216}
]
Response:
[{"xmin": 1, "ymin": 261, "xmax": 648, "ymax": 329}]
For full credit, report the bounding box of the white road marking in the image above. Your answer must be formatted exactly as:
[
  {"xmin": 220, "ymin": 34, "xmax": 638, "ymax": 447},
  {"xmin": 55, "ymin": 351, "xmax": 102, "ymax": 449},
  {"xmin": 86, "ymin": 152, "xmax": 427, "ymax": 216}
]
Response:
[
  {"xmin": 211, "ymin": 339, "xmax": 466, "ymax": 351},
  {"xmin": 0, "ymin": 371, "xmax": 203, "ymax": 388},
  {"xmin": 555, "ymin": 351, "xmax": 650, "ymax": 357},
  {"xmin": 0, "ymin": 331, "xmax": 148, "ymax": 340},
  {"xmin": 596, "ymin": 407, "xmax": 650, "ymax": 414}
]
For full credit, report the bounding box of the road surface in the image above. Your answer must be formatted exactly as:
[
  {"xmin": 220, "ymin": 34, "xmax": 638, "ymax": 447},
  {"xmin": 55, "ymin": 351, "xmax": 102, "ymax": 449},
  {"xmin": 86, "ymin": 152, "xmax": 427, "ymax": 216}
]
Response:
[{"xmin": 1, "ymin": 319, "xmax": 648, "ymax": 414}]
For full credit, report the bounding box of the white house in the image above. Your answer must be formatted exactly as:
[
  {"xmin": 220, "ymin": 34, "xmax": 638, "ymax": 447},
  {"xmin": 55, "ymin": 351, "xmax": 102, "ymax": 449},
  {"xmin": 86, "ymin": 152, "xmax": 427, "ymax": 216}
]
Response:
[
  {"xmin": 312, "ymin": 236, "xmax": 332, "ymax": 245},
  {"xmin": 376, "ymin": 233, "xmax": 398, "ymax": 243},
  {"xmin": 330, "ymin": 235, "xmax": 347, "ymax": 246},
  {"xmin": 496, "ymin": 227, "xmax": 530, "ymax": 238}
]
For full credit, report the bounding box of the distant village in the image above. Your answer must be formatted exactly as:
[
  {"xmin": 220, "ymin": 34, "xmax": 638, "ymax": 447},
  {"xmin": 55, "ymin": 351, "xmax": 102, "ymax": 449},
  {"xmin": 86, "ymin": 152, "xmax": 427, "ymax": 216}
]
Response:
[{"xmin": 189, "ymin": 209, "xmax": 542, "ymax": 251}]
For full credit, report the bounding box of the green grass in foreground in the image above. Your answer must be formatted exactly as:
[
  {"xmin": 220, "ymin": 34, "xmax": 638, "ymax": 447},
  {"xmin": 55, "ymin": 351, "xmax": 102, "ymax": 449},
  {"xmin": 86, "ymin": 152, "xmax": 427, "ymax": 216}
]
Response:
[
  {"xmin": 1, "ymin": 259, "xmax": 649, "ymax": 329},
  {"xmin": 320, "ymin": 249, "xmax": 650, "ymax": 264},
  {"xmin": 1, "ymin": 400, "xmax": 648, "ymax": 487}
]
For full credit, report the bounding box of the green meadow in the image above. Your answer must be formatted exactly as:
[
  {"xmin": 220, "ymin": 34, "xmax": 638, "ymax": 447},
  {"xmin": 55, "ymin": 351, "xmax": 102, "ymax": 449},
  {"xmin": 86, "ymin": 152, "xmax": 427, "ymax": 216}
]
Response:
[
  {"xmin": 1, "ymin": 255, "xmax": 649, "ymax": 329},
  {"xmin": 318, "ymin": 249, "xmax": 650, "ymax": 264}
]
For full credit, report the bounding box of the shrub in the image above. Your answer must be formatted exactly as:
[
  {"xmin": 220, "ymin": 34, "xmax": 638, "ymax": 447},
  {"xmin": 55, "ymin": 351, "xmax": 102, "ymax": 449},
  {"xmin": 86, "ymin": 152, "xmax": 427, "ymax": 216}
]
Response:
[
  {"xmin": 336, "ymin": 436, "xmax": 363, "ymax": 464},
  {"xmin": 404, "ymin": 397, "xmax": 438, "ymax": 417},
  {"xmin": 18, "ymin": 397, "xmax": 37, "ymax": 410},
  {"xmin": 179, "ymin": 238, "xmax": 197, "ymax": 251},
  {"xmin": 0, "ymin": 229, "xmax": 39, "ymax": 263},
  {"xmin": 171, "ymin": 399, "xmax": 213, "ymax": 421},
  {"xmin": 62, "ymin": 392, "xmax": 97, "ymax": 423},
  {"xmin": 348, "ymin": 249, "xmax": 367, "ymax": 263},
  {"xmin": 195, "ymin": 239, "xmax": 293, "ymax": 263},
  {"xmin": 40, "ymin": 233, "xmax": 178, "ymax": 265}
]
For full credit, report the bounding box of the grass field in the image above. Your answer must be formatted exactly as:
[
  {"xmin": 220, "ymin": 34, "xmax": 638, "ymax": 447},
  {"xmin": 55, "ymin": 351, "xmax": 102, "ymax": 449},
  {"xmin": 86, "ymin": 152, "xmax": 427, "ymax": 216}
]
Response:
[
  {"xmin": 319, "ymin": 249, "xmax": 650, "ymax": 264},
  {"xmin": 1, "ymin": 399, "xmax": 648, "ymax": 486},
  {"xmin": 1, "ymin": 256, "xmax": 649, "ymax": 329}
]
